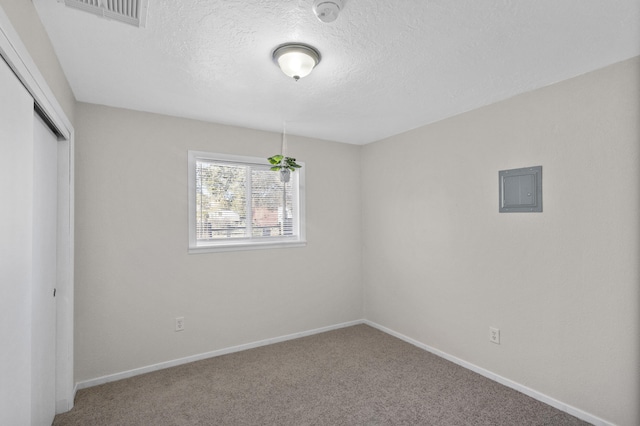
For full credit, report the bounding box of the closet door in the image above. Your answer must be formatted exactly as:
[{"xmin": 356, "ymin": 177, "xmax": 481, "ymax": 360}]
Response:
[
  {"xmin": 0, "ymin": 60, "xmax": 35, "ymax": 424},
  {"xmin": 31, "ymin": 112, "xmax": 58, "ymax": 426},
  {"xmin": 0, "ymin": 58, "xmax": 58, "ymax": 425}
]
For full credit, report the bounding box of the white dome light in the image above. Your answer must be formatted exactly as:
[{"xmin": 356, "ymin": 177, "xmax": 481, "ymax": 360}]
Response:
[{"xmin": 272, "ymin": 43, "xmax": 321, "ymax": 81}]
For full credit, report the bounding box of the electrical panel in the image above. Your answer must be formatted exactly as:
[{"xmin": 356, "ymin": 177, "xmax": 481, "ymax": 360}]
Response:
[{"xmin": 499, "ymin": 166, "xmax": 542, "ymax": 212}]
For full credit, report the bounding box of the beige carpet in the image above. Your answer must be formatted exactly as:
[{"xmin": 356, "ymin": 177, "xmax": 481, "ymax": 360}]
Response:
[{"xmin": 54, "ymin": 325, "xmax": 590, "ymax": 425}]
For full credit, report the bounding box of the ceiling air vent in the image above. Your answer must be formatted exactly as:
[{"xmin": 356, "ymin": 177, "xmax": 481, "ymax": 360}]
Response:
[{"xmin": 61, "ymin": 0, "xmax": 149, "ymax": 27}]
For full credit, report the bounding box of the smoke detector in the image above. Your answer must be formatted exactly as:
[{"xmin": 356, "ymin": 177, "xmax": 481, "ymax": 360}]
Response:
[
  {"xmin": 60, "ymin": 0, "xmax": 149, "ymax": 27},
  {"xmin": 313, "ymin": 0, "xmax": 345, "ymax": 23}
]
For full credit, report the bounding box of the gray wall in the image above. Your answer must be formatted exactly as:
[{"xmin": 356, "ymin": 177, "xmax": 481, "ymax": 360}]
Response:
[
  {"xmin": 362, "ymin": 57, "xmax": 640, "ymax": 426},
  {"xmin": 74, "ymin": 103, "xmax": 363, "ymax": 381}
]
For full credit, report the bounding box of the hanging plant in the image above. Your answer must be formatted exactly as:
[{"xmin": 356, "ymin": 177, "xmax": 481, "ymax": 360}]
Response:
[
  {"xmin": 268, "ymin": 123, "xmax": 302, "ymax": 183},
  {"xmin": 268, "ymin": 155, "xmax": 301, "ymax": 182}
]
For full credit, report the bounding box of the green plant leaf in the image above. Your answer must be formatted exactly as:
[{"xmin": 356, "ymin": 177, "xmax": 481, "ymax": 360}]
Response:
[
  {"xmin": 282, "ymin": 157, "xmax": 301, "ymax": 169},
  {"xmin": 268, "ymin": 155, "xmax": 283, "ymax": 165},
  {"xmin": 270, "ymin": 166, "xmax": 282, "ymax": 171}
]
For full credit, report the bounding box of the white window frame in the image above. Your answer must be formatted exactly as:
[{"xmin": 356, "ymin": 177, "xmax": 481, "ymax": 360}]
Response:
[{"xmin": 188, "ymin": 151, "xmax": 306, "ymax": 253}]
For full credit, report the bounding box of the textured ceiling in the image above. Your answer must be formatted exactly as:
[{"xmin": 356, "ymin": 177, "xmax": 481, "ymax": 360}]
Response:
[{"xmin": 33, "ymin": 0, "xmax": 640, "ymax": 144}]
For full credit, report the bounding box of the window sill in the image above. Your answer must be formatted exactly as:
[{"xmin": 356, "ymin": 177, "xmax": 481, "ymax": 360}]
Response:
[{"xmin": 188, "ymin": 239, "xmax": 307, "ymax": 254}]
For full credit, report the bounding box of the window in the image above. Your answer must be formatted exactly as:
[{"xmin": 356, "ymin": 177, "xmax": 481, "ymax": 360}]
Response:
[{"xmin": 188, "ymin": 151, "xmax": 305, "ymax": 252}]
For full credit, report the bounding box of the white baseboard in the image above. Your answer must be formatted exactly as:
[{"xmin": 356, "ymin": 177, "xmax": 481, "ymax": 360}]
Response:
[
  {"xmin": 363, "ymin": 320, "xmax": 614, "ymax": 426},
  {"xmin": 76, "ymin": 319, "xmax": 364, "ymax": 390}
]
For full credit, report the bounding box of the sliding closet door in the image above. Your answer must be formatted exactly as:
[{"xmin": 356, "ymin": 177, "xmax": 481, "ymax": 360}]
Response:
[
  {"xmin": 0, "ymin": 59, "xmax": 35, "ymax": 425},
  {"xmin": 31, "ymin": 112, "xmax": 58, "ymax": 426},
  {"xmin": 0, "ymin": 58, "xmax": 58, "ymax": 425}
]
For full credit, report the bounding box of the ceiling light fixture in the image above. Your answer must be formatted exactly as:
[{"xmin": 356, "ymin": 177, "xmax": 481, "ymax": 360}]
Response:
[{"xmin": 272, "ymin": 43, "xmax": 321, "ymax": 81}]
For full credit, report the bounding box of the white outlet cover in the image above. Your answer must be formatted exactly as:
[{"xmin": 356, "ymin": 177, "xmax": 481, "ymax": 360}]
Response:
[
  {"xmin": 489, "ymin": 327, "xmax": 500, "ymax": 344},
  {"xmin": 175, "ymin": 317, "xmax": 185, "ymax": 332}
]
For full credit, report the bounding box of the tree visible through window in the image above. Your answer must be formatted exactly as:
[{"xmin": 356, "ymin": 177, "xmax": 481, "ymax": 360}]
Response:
[{"xmin": 188, "ymin": 151, "xmax": 305, "ymax": 252}]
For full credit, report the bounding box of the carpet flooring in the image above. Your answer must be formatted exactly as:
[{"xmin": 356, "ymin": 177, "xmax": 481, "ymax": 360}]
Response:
[{"xmin": 54, "ymin": 325, "xmax": 590, "ymax": 425}]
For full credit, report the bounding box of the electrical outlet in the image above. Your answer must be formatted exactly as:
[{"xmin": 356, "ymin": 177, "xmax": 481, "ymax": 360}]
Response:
[
  {"xmin": 489, "ymin": 327, "xmax": 500, "ymax": 344},
  {"xmin": 175, "ymin": 317, "xmax": 185, "ymax": 332}
]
